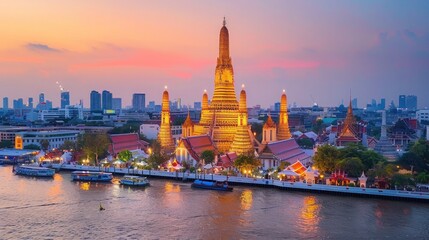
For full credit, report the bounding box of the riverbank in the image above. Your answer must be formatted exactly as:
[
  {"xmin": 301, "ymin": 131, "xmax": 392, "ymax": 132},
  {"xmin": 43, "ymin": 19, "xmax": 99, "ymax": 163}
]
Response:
[{"xmin": 53, "ymin": 164, "xmax": 429, "ymax": 202}]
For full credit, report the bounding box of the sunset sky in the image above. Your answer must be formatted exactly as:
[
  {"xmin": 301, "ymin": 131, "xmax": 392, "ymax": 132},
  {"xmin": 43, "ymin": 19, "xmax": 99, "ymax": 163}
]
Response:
[{"xmin": 1, "ymin": 1, "xmax": 428, "ymax": 109}]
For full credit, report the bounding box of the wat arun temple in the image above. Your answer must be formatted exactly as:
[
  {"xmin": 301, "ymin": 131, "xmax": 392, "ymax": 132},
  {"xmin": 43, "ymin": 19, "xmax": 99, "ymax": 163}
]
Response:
[{"xmin": 158, "ymin": 19, "xmax": 291, "ymax": 157}]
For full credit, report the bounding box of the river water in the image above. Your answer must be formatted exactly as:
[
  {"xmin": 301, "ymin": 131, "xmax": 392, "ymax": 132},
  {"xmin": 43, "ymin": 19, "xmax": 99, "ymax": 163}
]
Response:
[{"xmin": 0, "ymin": 166, "xmax": 428, "ymax": 240}]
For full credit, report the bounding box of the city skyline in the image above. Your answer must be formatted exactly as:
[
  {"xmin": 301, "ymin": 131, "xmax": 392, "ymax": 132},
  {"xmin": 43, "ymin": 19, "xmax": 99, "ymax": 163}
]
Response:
[{"xmin": 1, "ymin": 1, "xmax": 428, "ymax": 108}]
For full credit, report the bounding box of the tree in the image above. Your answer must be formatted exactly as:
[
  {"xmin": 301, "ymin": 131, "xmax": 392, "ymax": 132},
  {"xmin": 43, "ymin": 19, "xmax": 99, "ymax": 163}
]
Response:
[
  {"xmin": 336, "ymin": 157, "xmax": 364, "ymax": 178},
  {"xmin": 0, "ymin": 140, "xmax": 13, "ymax": 148},
  {"xmin": 59, "ymin": 140, "xmax": 77, "ymax": 151},
  {"xmin": 146, "ymin": 140, "xmax": 169, "ymax": 169},
  {"xmin": 80, "ymin": 133, "xmax": 110, "ymax": 165},
  {"xmin": 117, "ymin": 150, "xmax": 132, "ymax": 162},
  {"xmin": 313, "ymin": 144, "xmax": 340, "ymax": 173},
  {"xmin": 410, "ymin": 138, "xmax": 429, "ymax": 165},
  {"xmin": 390, "ymin": 173, "xmax": 414, "ymax": 189},
  {"xmin": 360, "ymin": 150, "xmax": 385, "ymax": 171},
  {"xmin": 312, "ymin": 119, "xmax": 324, "ymax": 135},
  {"xmin": 233, "ymin": 154, "xmax": 260, "ymax": 173},
  {"xmin": 200, "ymin": 150, "xmax": 215, "ymax": 166},
  {"xmin": 40, "ymin": 139, "xmax": 50, "ymax": 151},
  {"xmin": 416, "ymin": 171, "xmax": 429, "ymax": 184},
  {"xmin": 297, "ymin": 138, "xmax": 314, "ymax": 149},
  {"xmin": 24, "ymin": 144, "xmax": 41, "ymax": 150},
  {"xmin": 251, "ymin": 123, "xmax": 263, "ymax": 142}
]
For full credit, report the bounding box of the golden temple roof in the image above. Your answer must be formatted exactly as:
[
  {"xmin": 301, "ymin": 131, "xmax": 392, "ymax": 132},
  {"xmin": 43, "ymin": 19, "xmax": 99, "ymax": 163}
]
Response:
[
  {"xmin": 182, "ymin": 112, "xmax": 194, "ymax": 127},
  {"xmin": 264, "ymin": 115, "xmax": 276, "ymax": 128}
]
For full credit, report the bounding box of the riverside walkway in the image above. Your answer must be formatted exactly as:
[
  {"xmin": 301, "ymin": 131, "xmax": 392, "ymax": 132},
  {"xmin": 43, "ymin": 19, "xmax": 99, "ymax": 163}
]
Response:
[{"xmin": 54, "ymin": 164, "xmax": 429, "ymax": 202}]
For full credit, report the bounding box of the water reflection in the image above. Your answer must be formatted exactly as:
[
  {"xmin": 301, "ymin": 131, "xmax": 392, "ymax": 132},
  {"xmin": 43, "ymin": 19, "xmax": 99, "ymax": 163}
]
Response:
[
  {"xmin": 48, "ymin": 174, "xmax": 63, "ymax": 199},
  {"xmin": 163, "ymin": 182, "xmax": 182, "ymax": 209},
  {"xmin": 298, "ymin": 196, "xmax": 320, "ymax": 236},
  {"xmin": 240, "ymin": 189, "xmax": 253, "ymax": 211},
  {"xmin": 79, "ymin": 182, "xmax": 90, "ymax": 191}
]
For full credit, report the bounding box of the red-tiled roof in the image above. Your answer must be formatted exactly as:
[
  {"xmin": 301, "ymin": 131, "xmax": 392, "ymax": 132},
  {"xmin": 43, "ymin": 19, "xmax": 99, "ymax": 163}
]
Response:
[
  {"xmin": 286, "ymin": 160, "xmax": 307, "ymax": 175},
  {"xmin": 109, "ymin": 133, "xmax": 149, "ymax": 156},
  {"xmin": 265, "ymin": 139, "xmax": 310, "ymax": 164},
  {"xmin": 217, "ymin": 152, "xmax": 238, "ymax": 168},
  {"xmin": 180, "ymin": 135, "xmax": 216, "ymax": 162}
]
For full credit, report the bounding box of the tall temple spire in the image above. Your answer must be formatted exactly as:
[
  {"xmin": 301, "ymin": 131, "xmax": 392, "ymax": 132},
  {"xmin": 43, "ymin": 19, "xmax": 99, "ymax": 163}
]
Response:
[
  {"xmin": 223, "ymin": 16, "xmax": 226, "ymax": 26},
  {"xmin": 277, "ymin": 89, "xmax": 291, "ymax": 140},
  {"xmin": 340, "ymin": 98, "xmax": 355, "ymax": 137},
  {"xmin": 193, "ymin": 18, "xmax": 239, "ymax": 153},
  {"xmin": 230, "ymin": 86, "xmax": 253, "ymax": 155},
  {"xmin": 158, "ymin": 87, "xmax": 175, "ymax": 154}
]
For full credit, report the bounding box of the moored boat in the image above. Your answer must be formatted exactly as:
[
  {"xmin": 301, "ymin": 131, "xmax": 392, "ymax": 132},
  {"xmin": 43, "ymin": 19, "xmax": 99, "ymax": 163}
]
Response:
[
  {"xmin": 120, "ymin": 175, "xmax": 150, "ymax": 187},
  {"xmin": 14, "ymin": 165, "xmax": 55, "ymax": 177},
  {"xmin": 191, "ymin": 180, "xmax": 233, "ymax": 191},
  {"xmin": 71, "ymin": 171, "xmax": 113, "ymax": 182}
]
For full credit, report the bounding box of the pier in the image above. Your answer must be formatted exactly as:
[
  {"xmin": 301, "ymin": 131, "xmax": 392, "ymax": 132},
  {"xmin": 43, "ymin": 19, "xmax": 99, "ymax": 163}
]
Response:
[{"xmin": 54, "ymin": 164, "xmax": 429, "ymax": 202}]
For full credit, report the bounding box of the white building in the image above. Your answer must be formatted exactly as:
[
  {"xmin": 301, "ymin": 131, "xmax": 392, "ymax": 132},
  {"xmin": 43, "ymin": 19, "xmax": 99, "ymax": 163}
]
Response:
[
  {"xmin": 139, "ymin": 123, "xmax": 181, "ymax": 142},
  {"xmin": 17, "ymin": 130, "xmax": 80, "ymax": 150},
  {"xmin": 417, "ymin": 110, "xmax": 429, "ymax": 123}
]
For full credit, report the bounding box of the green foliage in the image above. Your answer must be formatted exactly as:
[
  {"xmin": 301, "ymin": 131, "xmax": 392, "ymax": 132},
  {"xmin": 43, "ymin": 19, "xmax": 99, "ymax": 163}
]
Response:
[
  {"xmin": 59, "ymin": 140, "xmax": 76, "ymax": 151},
  {"xmin": 117, "ymin": 150, "xmax": 132, "ymax": 162},
  {"xmin": 233, "ymin": 154, "xmax": 260, "ymax": 172},
  {"xmin": 109, "ymin": 122, "xmax": 140, "ymax": 134},
  {"xmin": 296, "ymin": 138, "xmax": 314, "ymax": 149},
  {"xmin": 399, "ymin": 139, "xmax": 429, "ymax": 172},
  {"xmin": 79, "ymin": 133, "xmax": 110, "ymax": 165},
  {"xmin": 200, "ymin": 150, "xmax": 215, "ymax": 165},
  {"xmin": 24, "ymin": 144, "xmax": 41, "ymax": 150},
  {"xmin": 40, "ymin": 139, "xmax": 50, "ymax": 151},
  {"xmin": 146, "ymin": 140, "xmax": 169, "ymax": 169},
  {"xmin": 415, "ymin": 171, "xmax": 429, "ymax": 184},
  {"xmin": 336, "ymin": 157, "xmax": 364, "ymax": 178},
  {"xmin": 313, "ymin": 144, "xmax": 340, "ymax": 173},
  {"xmin": 312, "ymin": 119, "xmax": 324, "ymax": 135},
  {"xmin": 390, "ymin": 173, "xmax": 415, "ymax": 189},
  {"xmin": 0, "ymin": 140, "xmax": 13, "ymax": 148}
]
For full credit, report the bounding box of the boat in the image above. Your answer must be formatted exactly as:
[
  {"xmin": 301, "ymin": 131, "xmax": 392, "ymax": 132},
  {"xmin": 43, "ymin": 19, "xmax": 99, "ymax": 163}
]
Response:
[
  {"xmin": 191, "ymin": 180, "xmax": 233, "ymax": 191},
  {"xmin": 71, "ymin": 171, "xmax": 113, "ymax": 182},
  {"xmin": 120, "ymin": 175, "xmax": 150, "ymax": 187},
  {"xmin": 13, "ymin": 165, "xmax": 55, "ymax": 177}
]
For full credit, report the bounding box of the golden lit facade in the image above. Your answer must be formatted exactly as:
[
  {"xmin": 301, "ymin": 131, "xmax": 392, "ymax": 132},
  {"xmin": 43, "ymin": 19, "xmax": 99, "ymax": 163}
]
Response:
[
  {"xmin": 230, "ymin": 87, "xmax": 254, "ymax": 155},
  {"xmin": 193, "ymin": 19, "xmax": 245, "ymax": 153},
  {"xmin": 158, "ymin": 88, "xmax": 175, "ymax": 154},
  {"xmin": 182, "ymin": 112, "xmax": 194, "ymax": 138},
  {"xmin": 277, "ymin": 90, "xmax": 292, "ymax": 140},
  {"xmin": 262, "ymin": 115, "xmax": 277, "ymax": 144}
]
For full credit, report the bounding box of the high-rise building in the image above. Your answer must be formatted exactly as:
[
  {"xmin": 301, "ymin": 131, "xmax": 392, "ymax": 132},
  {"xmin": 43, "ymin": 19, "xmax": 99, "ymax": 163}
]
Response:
[
  {"xmin": 132, "ymin": 93, "xmax": 145, "ymax": 111},
  {"xmin": 379, "ymin": 98, "xmax": 386, "ymax": 110},
  {"xmin": 274, "ymin": 102, "xmax": 280, "ymax": 112},
  {"xmin": 399, "ymin": 95, "xmax": 406, "ymax": 109},
  {"xmin": 193, "ymin": 102, "xmax": 202, "ymax": 110},
  {"xmin": 406, "ymin": 95, "xmax": 417, "ymax": 111},
  {"xmin": 352, "ymin": 98, "xmax": 358, "ymax": 109},
  {"xmin": 102, "ymin": 90, "xmax": 112, "ymax": 110},
  {"xmin": 39, "ymin": 93, "xmax": 45, "ymax": 104},
  {"xmin": 61, "ymin": 91, "xmax": 70, "ymax": 109},
  {"xmin": 28, "ymin": 97, "xmax": 33, "ymax": 109},
  {"xmin": 90, "ymin": 91, "xmax": 101, "ymax": 112},
  {"xmin": 3, "ymin": 97, "xmax": 8, "ymax": 110},
  {"xmin": 13, "ymin": 98, "xmax": 24, "ymax": 109},
  {"xmin": 112, "ymin": 98, "xmax": 122, "ymax": 111}
]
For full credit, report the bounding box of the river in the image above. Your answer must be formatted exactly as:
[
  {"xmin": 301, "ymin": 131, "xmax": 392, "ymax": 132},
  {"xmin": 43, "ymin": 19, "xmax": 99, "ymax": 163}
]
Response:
[{"xmin": 0, "ymin": 166, "xmax": 428, "ymax": 239}]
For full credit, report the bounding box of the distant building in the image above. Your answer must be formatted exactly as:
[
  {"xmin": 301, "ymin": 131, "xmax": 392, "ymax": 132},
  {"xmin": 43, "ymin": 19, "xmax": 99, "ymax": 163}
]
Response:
[
  {"xmin": 406, "ymin": 95, "xmax": 417, "ymax": 111},
  {"xmin": 3, "ymin": 97, "xmax": 8, "ymax": 110},
  {"xmin": 274, "ymin": 102, "xmax": 280, "ymax": 112},
  {"xmin": 193, "ymin": 101, "xmax": 201, "ymax": 110},
  {"xmin": 147, "ymin": 101, "xmax": 155, "ymax": 112},
  {"xmin": 39, "ymin": 93, "xmax": 45, "ymax": 104},
  {"xmin": 13, "ymin": 98, "xmax": 24, "ymax": 109},
  {"xmin": 61, "ymin": 91, "xmax": 70, "ymax": 109},
  {"xmin": 17, "ymin": 130, "xmax": 80, "ymax": 150},
  {"xmin": 132, "ymin": 93, "xmax": 145, "ymax": 111},
  {"xmin": 112, "ymin": 98, "xmax": 122, "ymax": 111},
  {"xmin": 90, "ymin": 90, "xmax": 101, "ymax": 112},
  {"xmin": 398, "ymin": 95, "xmax": 406, "ymax": 109},
  {"xmin": 28, "ymin": 97, "xmax": 33, "ymax": 109},
  {"xmin": 102, "ymin": 90, "xmax": 112, "ymax": 110},
  {"xmin": 352, "ymin": 98, "xmax": 358, "ymax": 109},
  {"xmin": 417, "ymin": 110, "xmax": 429, "ymax": 123},
  {"xmin": 65, "ymin": 105, "xmax": 84, "ymax": 120}
]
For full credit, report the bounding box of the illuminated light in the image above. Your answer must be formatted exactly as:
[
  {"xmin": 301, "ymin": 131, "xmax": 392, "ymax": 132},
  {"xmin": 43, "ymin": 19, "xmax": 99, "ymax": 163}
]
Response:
[
  {"xmin": 241, "ymin": 84, "xmax": 245, "ymax": 89},
  {"xmin": 164, "ymin": 85, "xmax": 168, "ymax": 90},
  {"xmin": 204, "ymin": 89, "xmax": 207, "ymax": 93},
  {"xmin": 283, "ymin": 89, "xmax": 286, "ymax": 93}
]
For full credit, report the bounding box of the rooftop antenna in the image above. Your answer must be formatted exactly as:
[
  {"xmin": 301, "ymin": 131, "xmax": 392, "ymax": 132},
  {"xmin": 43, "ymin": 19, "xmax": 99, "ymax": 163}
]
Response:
[{"xmin": 223, "ymin": 17, "xmax": 226, "ymax": 26}]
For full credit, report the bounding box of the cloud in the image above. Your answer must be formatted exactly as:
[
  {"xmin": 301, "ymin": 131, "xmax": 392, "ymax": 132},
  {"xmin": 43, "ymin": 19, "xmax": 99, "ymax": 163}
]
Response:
[{"xmin": 26, "ymin": 43, "xmax": 61, "ymax": 52}]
